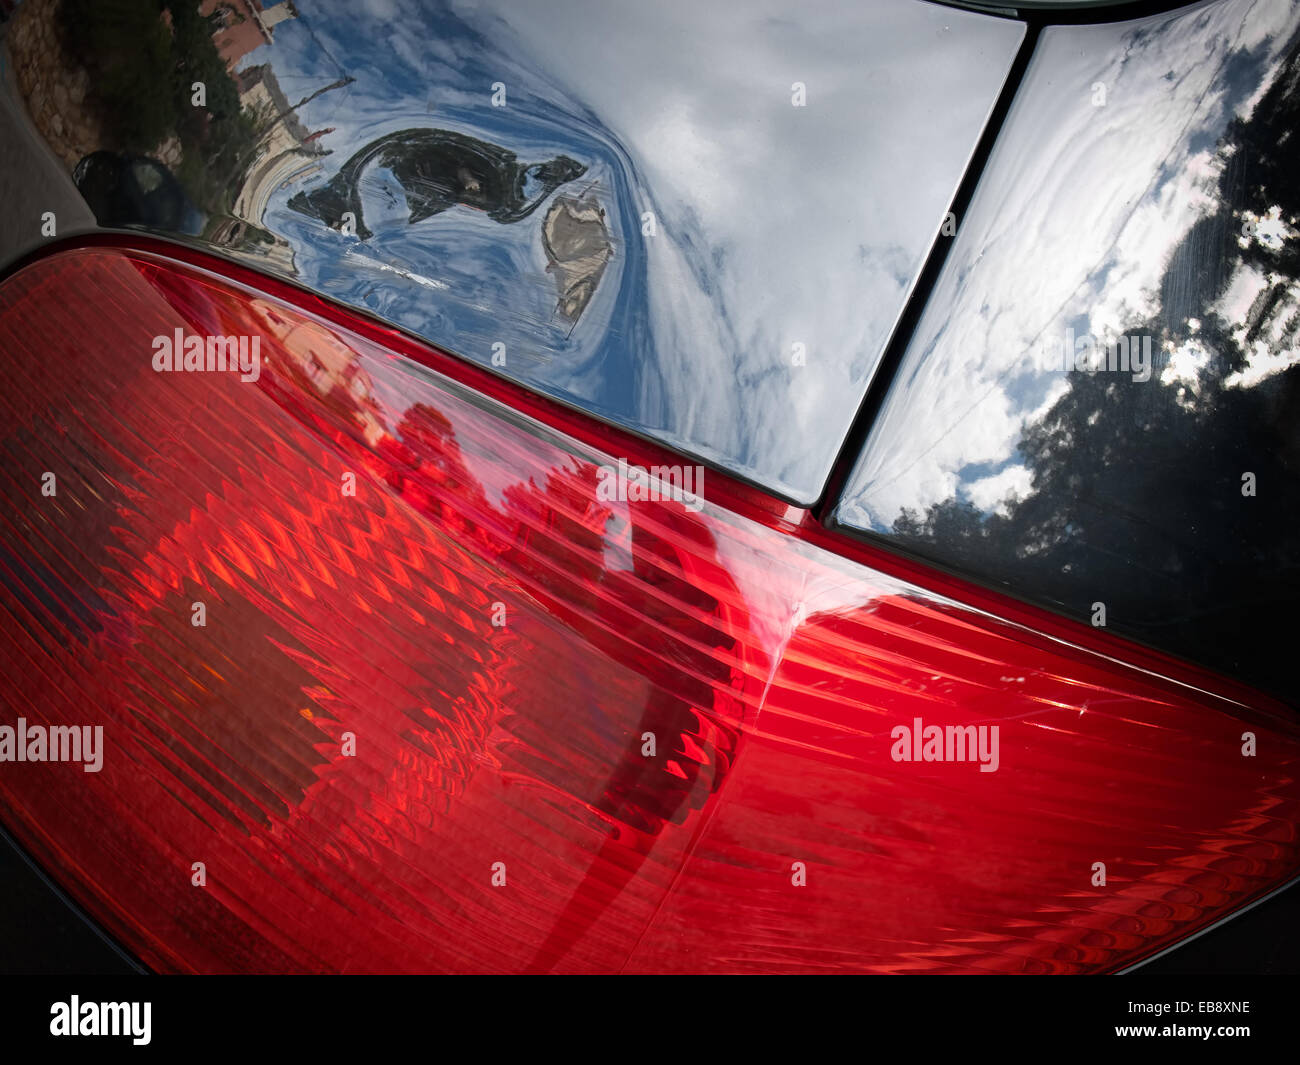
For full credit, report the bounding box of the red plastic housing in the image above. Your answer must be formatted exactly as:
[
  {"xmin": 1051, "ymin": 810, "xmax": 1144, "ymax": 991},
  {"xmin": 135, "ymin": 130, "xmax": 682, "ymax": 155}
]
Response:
[{"xmin": 0, "ymin": 243, "xmax": 1296, "ymax": 973}]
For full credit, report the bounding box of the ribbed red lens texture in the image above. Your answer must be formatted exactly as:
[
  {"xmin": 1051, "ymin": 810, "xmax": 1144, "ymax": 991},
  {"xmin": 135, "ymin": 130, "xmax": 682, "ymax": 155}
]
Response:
[{"xmin": 0, "ymin": 244, "xmax": 1297, "ymax": 973}]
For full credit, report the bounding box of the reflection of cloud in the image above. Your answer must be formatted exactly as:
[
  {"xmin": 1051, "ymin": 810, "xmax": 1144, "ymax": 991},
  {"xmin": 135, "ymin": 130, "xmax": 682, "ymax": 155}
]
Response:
[
  {"xmin": 223, "ymin": 0, "xmax": 1024, "ymax": 503},
  {"xmin": 1224, "ymin": 345, "xmax": 1300, "ymax": 388},
  {"xmin": 1217, "ymin": 262, "xmax": 1270, "ymax": 324},
  {"xmin": 842, "ymin": 0, "xmax": 1300, "ymax": 529},
  {"xmin": 1243, "ymin": 205, "xmax": 1295, "ymax": 250},
  {"xmin": 1160, "ymin": 339, "xmax": 1210, "ymax": 389},
  {"xmin": 966, "ymin": 465, "xmax": 1032, "ymax": 516},
  {"xmin": 387, "ymin": 32, "xmax": 424, "ymax": 75},
  {"xmin": 465, "ymin": 0, "xmax": 1023, "ymax": 498},
  {"xmin": 362, "ymin": 0, "xmax": 401, "ymax": 19}
]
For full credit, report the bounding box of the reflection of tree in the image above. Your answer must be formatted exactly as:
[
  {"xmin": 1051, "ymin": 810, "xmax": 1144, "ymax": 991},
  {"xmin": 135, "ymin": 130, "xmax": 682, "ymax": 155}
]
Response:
[
  {"xmin": 60, "ymin": 0, "xmax": 259, "ymax": 215},
  {"xmin": 245, "ymin": 317, "xmax": 752, "ymax": 967},
  {"xmin": 890, "ymin": 34, "xmax": 1300, "ymax": 699},
  {"xmin": 493, "ymin": 466, "xmax": 744, "ymax": 831},
  {"xmin": 288, "ymin": 128, "xmax": 586, "ymax": 240},
  {"xmin": 244, "ymin": 303, "xmax": 748, "ymax": 850},
  {"xmin": 382, "ymin": 407, "xmax": 748, "ymax": 971},
  {"xmin": 490, "ymin": 462, "xmax": 746, "ymax": 973}
]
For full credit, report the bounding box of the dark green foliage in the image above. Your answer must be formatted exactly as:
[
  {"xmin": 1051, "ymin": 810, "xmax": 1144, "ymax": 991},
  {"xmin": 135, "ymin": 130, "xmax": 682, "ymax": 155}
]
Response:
[{"xmin": 59, "ymin": 0, "xmax": 260, "ymax": 214}]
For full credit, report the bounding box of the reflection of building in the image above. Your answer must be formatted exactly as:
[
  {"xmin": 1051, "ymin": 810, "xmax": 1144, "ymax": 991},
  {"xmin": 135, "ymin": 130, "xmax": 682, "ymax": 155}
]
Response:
[
  {"xmin": 237, "ymin": 154, "xmax": 326, "ymax": 228},
  {"xmin": 237, "ymin": 62, "xmax": 312, "ymax": 139},
  {"xmin": 247, "ymin": 299, "xmax": 387, "ymax": 446},
  {"xmin": 202, "ymin": 1, "xmax": 299, "ymax": 71},
  {"xmin": 212, "ymin": 64, "xmax": 330, "ymax": 271},
  {"xmin": 233, "ymin": 63, "xmax": 328, "ymax": 226},
  {"xmin": 209, "ymin": 217, "xmax": 299, "ymax": 273},
  {"xmin": 235, "ymin": 64, "xmax": 329, "ymax": 174},
  {"xmin": 542, "ymin": 195, "xmax": 613, "ymax": 322}
]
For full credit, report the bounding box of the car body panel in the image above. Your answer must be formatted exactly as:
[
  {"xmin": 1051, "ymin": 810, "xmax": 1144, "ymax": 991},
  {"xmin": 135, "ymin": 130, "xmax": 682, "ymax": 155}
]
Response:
[
  {"xmin": 832, "ymin": 0, "xmax": 1300, "ymax": 701},
  {"xmin": 0, "ymin": 0, "xmax": 1024, "ymax": 504}
]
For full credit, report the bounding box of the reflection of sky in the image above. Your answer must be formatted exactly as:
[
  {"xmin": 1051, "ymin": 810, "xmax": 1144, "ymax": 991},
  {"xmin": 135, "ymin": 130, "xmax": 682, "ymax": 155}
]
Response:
[
  {"xmin": 232, "ymin": 0, "xmax": 1022, "ymax": 504},
  {"xmin": 837, "ymin": 0, "xmax": 1300, "ymax": 531}
]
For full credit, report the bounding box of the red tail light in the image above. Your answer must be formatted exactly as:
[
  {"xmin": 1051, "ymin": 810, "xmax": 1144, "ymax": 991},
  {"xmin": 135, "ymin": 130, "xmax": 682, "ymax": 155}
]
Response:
[{"xmin": 0, "ymin": 242, "xmax": 1296, "ymax": 973}]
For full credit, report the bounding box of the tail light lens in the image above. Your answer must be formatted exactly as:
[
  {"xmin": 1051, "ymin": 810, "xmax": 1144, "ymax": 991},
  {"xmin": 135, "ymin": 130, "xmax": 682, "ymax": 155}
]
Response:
[{"xmin": 0, "ymin": 243, "xmax": 1297, "ymax": 973}]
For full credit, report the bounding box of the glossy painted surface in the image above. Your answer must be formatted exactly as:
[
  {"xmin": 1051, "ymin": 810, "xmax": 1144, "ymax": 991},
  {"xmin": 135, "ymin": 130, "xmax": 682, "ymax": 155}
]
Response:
[
  {"xmin": 834, "ymin": 0, "xmax": 1300, "ymax": 703},
  {"xmin": 0, "ymin": 0, "xmax": 1024, "ymax": 504},
  {"xmin": 2, "ymin": 243, "xmax": 1299, "ymax": 973}
]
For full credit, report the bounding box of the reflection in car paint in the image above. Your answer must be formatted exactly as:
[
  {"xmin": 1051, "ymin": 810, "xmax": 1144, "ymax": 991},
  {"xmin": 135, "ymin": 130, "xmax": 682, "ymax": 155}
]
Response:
[
  {"xmin": 542, "ymin": 192, "xmax": 613, "ymax": 325},
  {"xmin": 0, "ymin": 0, "xmax": 1025, "ymax": 503},
  {"xmin": 833, "ymin": 0, "xmax": 1300, "ymax": 703},
  {"xmin": 286, "ymin": 128, "xmax": 587, "ymax": 239},
  {"xmin": 72, "ymin": 151, "xmax": 208, "ymax": 236}
]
